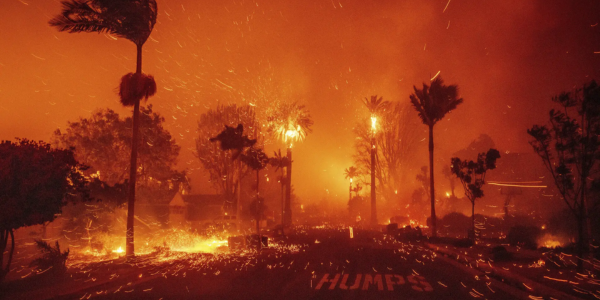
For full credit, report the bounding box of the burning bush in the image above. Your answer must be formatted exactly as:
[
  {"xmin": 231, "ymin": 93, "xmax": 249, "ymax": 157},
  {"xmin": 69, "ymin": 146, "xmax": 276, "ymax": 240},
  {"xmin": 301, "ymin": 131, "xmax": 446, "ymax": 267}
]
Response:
[{"xmin": 536, "ymin": 233, "xmax": 568, "ymax": 250}]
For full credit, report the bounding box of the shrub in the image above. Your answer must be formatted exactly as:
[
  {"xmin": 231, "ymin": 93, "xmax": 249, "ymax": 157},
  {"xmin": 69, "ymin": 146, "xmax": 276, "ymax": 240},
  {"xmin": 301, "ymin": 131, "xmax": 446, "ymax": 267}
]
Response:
[
  {"xmin": 30, "ymin": 240, "xmax": 69, "ymax": 274},
  {"xmin": 507, "ymin": 225, "xmax": 541, "ymax": 249},
  {"xmin": 491, "ymin": 246, "xmax": 512, "ymax": 261},
  {"xmin": 452, "ymin": 238, "xmax": 474, "ymax": 248}
]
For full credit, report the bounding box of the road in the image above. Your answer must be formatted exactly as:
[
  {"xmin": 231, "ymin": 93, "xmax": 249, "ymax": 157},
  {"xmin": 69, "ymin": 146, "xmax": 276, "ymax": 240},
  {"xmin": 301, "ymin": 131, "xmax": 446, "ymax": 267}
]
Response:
[{"xmin": 35, "ymin": 227, "xmax": 522, "ymax": 300}]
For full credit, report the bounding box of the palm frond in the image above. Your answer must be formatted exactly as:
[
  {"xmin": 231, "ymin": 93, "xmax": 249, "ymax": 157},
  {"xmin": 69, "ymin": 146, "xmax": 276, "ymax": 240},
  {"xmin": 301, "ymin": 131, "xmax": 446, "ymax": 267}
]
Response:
[
  {"xmin": 49, "ymin": 0, "xmax": 157, "ymax": 46},
  {"xmin": 49, "ymin": 0, "xmax": 114, "ymax": 34},
  {"xmin": 409, "ymin": 76, "xmax": 463, "ymax": 126},
  {"xmin": 344, "ymin": 166, "xmax": 359, "ymax": 180},
  {"xmin": 268, "ymin": 102, "xmax": 313, "ymax": 145},
  {"xmin": 119, "ymin": 72, "xmax": 156, "ymax": 106},
  {"xmin": 363, "ymin": 95, "xmax": 389, "ymax": 115}
]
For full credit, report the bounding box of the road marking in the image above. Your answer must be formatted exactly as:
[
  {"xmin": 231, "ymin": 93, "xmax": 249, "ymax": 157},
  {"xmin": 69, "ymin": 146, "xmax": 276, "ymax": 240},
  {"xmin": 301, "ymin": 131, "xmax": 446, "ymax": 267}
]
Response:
[
  {"xmin": 362, "ymin": 274, "xmax": 384, "ymax": 291},
  {"xmin": 314, "ymin": 273, "xmax": 433, "ymax": 292},
  {"xmin": 315, "ymin": 273, "xmax": 340, "ymax": 290},
  {"xmin": 339, "ymin": 274, "xmax": 362, "ymax": 290}
]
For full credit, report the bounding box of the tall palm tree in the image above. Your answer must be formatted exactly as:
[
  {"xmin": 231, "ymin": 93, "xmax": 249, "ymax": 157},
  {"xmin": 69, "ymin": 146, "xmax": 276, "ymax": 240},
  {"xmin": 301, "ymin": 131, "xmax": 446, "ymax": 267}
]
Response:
[
  {"xmin": 50, "ymin": 0, "xmax": 158, "ymax": 258},
  {"xmin": 363, "ymin": 95, "xmax": 389, "ymax": 225},
  {"xmin": 344, "ymin": 166, "xmax": 359, "ymax": 206},
  {"xmin": 409, "ymin": 76, "xmax": 463, "ymax": 237},
  {"xmin": 268, "ymin": 102, "xmax": 313, "ymax": 226}
]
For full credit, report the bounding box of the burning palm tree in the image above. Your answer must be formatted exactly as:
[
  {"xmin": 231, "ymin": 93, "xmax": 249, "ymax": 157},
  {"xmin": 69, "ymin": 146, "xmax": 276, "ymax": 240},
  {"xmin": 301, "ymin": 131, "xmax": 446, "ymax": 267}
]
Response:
[
  {"xmin": 50, "ymin": 0, "xmax": 158, "ymax": 258},
  {"xmin": 410, "ymin": 76, "xmax": 463, "ymax": 237},
  {"xmin": 268, "ymin": 102, "xmax": 313, "ymax": 226},
  {"xmin": 363, "ymin": 95, "xmax": 389, "ymax": 225}
]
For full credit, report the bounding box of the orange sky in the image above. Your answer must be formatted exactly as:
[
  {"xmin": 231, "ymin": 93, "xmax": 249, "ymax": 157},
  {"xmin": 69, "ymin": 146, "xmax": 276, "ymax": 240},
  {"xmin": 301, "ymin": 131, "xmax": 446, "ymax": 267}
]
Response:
[{"xmin": 1, "ymin": 0, "xmax": 600, "ymax": 204}]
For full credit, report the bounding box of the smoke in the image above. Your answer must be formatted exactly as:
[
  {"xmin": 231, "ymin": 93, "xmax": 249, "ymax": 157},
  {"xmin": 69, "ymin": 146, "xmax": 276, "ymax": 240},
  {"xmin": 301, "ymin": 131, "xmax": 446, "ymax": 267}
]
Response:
[{"xmin": 1, "ymin": 0, "xmax": 600, "ymax": 204}]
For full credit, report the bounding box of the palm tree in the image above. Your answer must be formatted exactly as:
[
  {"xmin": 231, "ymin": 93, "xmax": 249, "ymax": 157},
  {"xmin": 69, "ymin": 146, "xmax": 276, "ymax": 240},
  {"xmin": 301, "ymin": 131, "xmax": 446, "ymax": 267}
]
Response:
[
  {"xmin": 50, "ymin": 0, "xmax": 158, "ymax": 258},
  {"xmin": 268, "ymin": 102, "xmax": 313, "ymax": 226},
  {"xmin": 363, "ymin": 95, "xmax": 389, "ymax": 225},
  {"xmin": 344, "ymin": 166, "xmax": 359, "ymax": 206},
  {"xmin": 409, "ymin": 76, "xmax": 463, "ymax": 237}
]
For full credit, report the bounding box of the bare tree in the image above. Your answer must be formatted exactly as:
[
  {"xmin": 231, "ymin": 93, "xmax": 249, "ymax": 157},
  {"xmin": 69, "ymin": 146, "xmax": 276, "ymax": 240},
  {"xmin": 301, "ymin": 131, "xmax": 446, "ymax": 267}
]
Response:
[{"xmin": 353, "ymin": 101, "xmax": 424, "ymax": 209}]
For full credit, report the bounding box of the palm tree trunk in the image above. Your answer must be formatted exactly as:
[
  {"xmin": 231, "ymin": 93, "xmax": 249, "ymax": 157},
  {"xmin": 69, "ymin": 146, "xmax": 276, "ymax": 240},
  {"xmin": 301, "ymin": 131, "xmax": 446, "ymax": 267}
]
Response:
[
  {"xmin": 285, "ymin": 147, "xmax": 292, "ymax": 226},
  {"xmin": 371, "ymin": 136, "xmax": 377, "ymax": 225},
  {"xmin": 471, "ymin": 201, "xmax": 475, "ymax": 242},
  {"xmin": 0, "ymin": 230, "xmax": 5, "ymax": 273},
  {"xmin": 503, "ymin": 195, "xmax": 512, "ymax": 221},
  {"xmin": 349, "ymin": 182, "xmax": 352, "ymax": 207},
  {"xmin": 256, "ymin": 170, "xmax": 261, "ymax": 250},
  {"xmin": 235, "ymin": 159, "xmax": 241, "ymax": 229},
  {"xmin": 281, "ymin": 168, "xmax": 285, "ymax": 235},
  {"xmin": 0, "ymin": 230, "xmax": 15, "ymax": 282},
  {"xmin": 428, "ymin": 125, "xmax": 437, "ymax": 237},
  {"xmin": 577, "ymin": 179, "xmax": 588, "ymax": 271},
  {"xmin": 126, "ymin": 44, "xmax": 143, "ymax": 258}
]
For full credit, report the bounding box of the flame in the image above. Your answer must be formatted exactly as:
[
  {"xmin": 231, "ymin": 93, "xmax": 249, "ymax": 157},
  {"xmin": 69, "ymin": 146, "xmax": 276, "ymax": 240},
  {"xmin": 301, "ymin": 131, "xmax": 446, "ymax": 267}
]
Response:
[
  {"xmin": 542, "ymin": 239, "xmax": 561, "ymax": 248},
  {"xmin": 370, "ymin": 116, "xmax": 377, "ymax": 132},
  {"xmin": 112, "ymin": 246, "xmax": 124, "ymax": 254},
  {"xmin": 537, "ymin": 233, "xmax": 564, "ymax": 249}
]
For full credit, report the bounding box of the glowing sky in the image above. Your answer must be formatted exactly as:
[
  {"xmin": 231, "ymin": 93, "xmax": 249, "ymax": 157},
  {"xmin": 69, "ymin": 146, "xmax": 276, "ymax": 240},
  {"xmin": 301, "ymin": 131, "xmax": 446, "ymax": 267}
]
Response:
[{"xmin": 1, "ymin": 0, "xmax": 600, "ymax": 203}]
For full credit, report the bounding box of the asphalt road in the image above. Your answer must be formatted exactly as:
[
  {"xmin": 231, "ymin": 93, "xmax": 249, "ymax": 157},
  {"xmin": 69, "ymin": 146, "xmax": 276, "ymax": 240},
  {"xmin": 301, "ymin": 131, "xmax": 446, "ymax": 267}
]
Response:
[{"xmin": 38, "ymin": 227, "xmax": 521, "ymax": 300}]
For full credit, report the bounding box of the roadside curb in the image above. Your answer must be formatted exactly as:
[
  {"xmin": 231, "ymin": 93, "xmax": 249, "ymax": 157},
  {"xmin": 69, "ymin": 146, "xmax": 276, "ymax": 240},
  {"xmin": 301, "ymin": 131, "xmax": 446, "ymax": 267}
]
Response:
[{"xmin": 425, "ymin": 242, "xmax": 583, "ymax": 300}]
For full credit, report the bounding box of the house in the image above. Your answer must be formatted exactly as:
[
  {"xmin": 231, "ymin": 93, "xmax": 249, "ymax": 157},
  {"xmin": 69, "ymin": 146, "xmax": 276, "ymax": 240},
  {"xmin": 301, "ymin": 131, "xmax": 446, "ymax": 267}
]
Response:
[{"xmin": 169, "ymin": 192, "xmax": 227, "ymax": 228}]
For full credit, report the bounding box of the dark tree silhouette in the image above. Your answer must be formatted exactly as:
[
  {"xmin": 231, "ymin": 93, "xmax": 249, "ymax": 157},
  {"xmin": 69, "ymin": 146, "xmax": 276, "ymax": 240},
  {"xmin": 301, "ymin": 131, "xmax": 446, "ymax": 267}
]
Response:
[
  {"xmin": 209, "ymin": 120, "xmax": 257, "ymax": 221},
  {"xmin": 52, "ymin": 106, "xmax": 185, "ymax": 203},
  {"xmin": 442, "ymin": 165, "xmax": 456, "ymax": 198},
  {"xmin": 528, "ymin": 80, "xmax": 600, "ymax": 269},
  {"xmin": 240, "ymin": 147, "xmax": 269, "ymax": 249},
  {"xmin": 50, "ymin": 0, "xmax": 159, "ymax": 258},
  {"xmin": 451, "ymin": 148, "xmax": 500, "ymax": 242},
  {"xmin": 210, "ymin": 124, "xmax": 257, "ymax": 159},
  {"xmin": 351, "ymin": 183, "xmax": 363, "ymax": 198},
  {"xmin": 53, "ymin": 106, "xmax": 185, "ymax": 240},
  {"xmin": 416, "ymin": 166, "xmax": 430, "ymax": 200},
  {"xmin": 410, "ymin": 76, "xmax": 463, "ymax": 237},
  {"xmin": 197, "ymin": 105, "xmax": 259, "ymax": 215},
  {"xmin": 0, "ymin": 139, "xmax": 90, "ymax": 281},
  {"xmin": 269, "ymin": 149, "xmax": 290, "ymax": 233}
]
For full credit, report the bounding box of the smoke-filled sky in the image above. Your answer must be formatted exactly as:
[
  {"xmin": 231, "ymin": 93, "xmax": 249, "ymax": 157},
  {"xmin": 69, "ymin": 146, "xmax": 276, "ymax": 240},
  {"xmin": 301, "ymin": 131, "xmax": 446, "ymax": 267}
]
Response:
[{"xmin": 1, "ymin": 0, "xmax": 600, "ymax": 203}]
